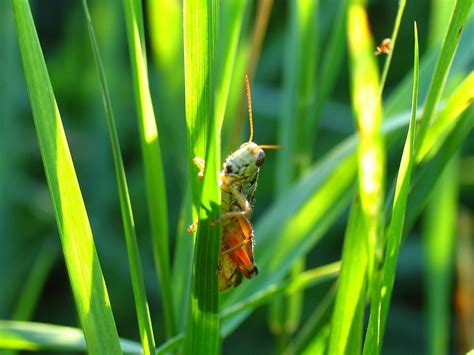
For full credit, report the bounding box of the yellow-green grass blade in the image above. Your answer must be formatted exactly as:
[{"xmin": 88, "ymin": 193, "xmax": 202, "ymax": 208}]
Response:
[
  {"xmin": 222, "ymin": 262, "xmax": 340, "ymax": 321},
  {"xmin": 347, "ymin": 1, "xmax": 385, "ymax": 303},
  {"xmin": 0, "ymin": 321, "xmax": 141, "ymax": 354},
  {"xmin": 423, "ymin": 156, "xmax": 459, "ymax": 355},
  {"xmin": 379, "ymin": 0, "xmax": 406, "ymax": 93},
  {"xmin": 328, "ymin": 195, "xmax": 368, "ymax": 354},
  {"xmin": 11, "ymin": 1, "xmax": 121, "ymax": 352},
  {"xmin": 81, "ymin": 1, "xmax": 156, "ymax": 353},
  {"xmin": 415, "ymin": 0, "xmax": 471, "ymax": 153},
  {"xmin": 363, "ymin": 22, "xmax": 419, "ymax": 355},
  {"xmin": 183, "ymin": 0, "xmax": 221, "ymax": 353},
  {"xmin": 416, "ymin": 72, "xmax": 474, "ymax": 162},
  {"xmin": 122, "ymin": 0, "xmax": 175, "ymax": 339}
]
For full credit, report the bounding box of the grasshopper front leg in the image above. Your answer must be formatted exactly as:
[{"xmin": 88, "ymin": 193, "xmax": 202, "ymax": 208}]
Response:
[{"xmin": 211, "ymin": 186, "xmax": 252, "ymax": 225}]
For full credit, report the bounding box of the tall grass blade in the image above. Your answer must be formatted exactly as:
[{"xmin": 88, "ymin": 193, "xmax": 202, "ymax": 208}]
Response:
[
  {"xmin": 81, "ymin": 1, "xmax": 156, "ymax": 353},
  {"xmin": 11, "ymin": 0, "xmax": 121, "ymax": 352},
  {"xmin": 423, "ymin": 156, "xmax": 459, "ymax": 355},
  {"xmin": 0, "ymin": 321, "xmax": 141, "ymax": 354},
  {"xmin": 328, "ymin": 196, "xmax": 368, "ymax": 354},
  {"xmin": 183, "ymin": 0, "xmax": 221, "ymax": 353},
  {"xmin": 122, "ymin": 0, "xmax": 175, "ymax": 339},
  {"xmin": 379, "ymin": 0, "xmax": 406, "ymax": 93},
  {"xmin": 415, "ymin": 0, "xmax": 471, "ymax": 151},
  {"xmin": 363, "ymin": 22, "xmax": 420, "ymax": 355}
]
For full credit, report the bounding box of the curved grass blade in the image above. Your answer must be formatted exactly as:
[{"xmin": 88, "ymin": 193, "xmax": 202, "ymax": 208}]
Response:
[
  {"xmin": 221, "ymin": 262, "xmax": 340, "ymax": 321},
  {"xmin": 0, "ymin": 321, "xmax": 141, "ymax": 354},
  {"xmin": 155, "ymin": 333, "xmax": 185, "ymax": 355},
  {"xmin": 415, "ymin": 0, "xmax": 472, "ymax": 151},
  {"xmin": 416, "ymin": 72, "xmax": 474, "ymax": 162},
  {"xmin": 363, "ymin": 22, "xmax": 420, "ymax": 355},
  {"xmin": 183, "ymin": 0, "xmax": 221, "ymax": 354},
  {"xmin": 122, "ymin": 0, "xmax": 175, "ymax": 339},
  {"xmin": 81, "ymin": 1, "xmax": 156, "ymax": 353},
  {"xmin": 11, "ymin": 1, "xmax": 121, "ymax": 352}
]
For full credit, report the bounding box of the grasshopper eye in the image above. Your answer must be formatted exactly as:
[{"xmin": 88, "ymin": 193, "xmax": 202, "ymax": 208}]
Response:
[{"xmin": 255, "ymin": 149, "xmax": 265, "ymax": 167}]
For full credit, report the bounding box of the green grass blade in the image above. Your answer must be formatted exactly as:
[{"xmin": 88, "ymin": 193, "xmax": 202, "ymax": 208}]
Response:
[
  {"xmin": 221, "ymin": 262, "xmax": 340, "ymax": 321},
  {"xmin": 328, "ymin": 196, "xmax": 368, "ymax": 354},
  {"xmin": 11, "ymin": 1, "xmax": 121, "ymax": 352},
  {"xmin": 288, "ymin": 283, "xmax": 337, "ymax": 355},
  {"xmin": 423, "ymin": 156, "xmax": 459, "ymax": 355},
  {"xmin": 312, "ymin": 0, "xmax": 347, "ymax": 131},
  {"xmin": 346, "ymin": 0, "xmax": 384, "ymax": 303},
  {"xmin": 183, "ymin": 0, "xmax": 221, "ymax": 353},
  {"xmin": 415, "ymin": 0, "xmax": 471, "ymax": 152},
  {"xmin": 363, "ymin": 22, "xmax": 420, "ymax": 355},
  {"xmin": 155, "ymin": 333, "xmax": 185, "ymax": 355},
  {"xmin": 122, "ymin": 0, "xmax": 175, "ymax": 339},
  {"xmin": 81, "ymin": 1, "xmax": 156, "ymax": 353},
  {"xmin": 0, "ymin": 321, "xmax": 141, "ymax": 354},
  {"xmin": 379, "ymin": 0, "xmax": 406, "ymax": 93},
  {"xmin": 416, "ymin": 72, "xmax": 474, "ymax": 162}
]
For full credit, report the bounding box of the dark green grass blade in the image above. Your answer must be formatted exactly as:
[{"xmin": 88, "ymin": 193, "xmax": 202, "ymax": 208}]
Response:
[
  {"xmin": 363, "ymin": 22, "xmax": 420, "ymax": 355},
  {"xmin": 155, "ymin": 334, "xmax": 185, "ymax": 355},
  {"xmin": 11, "ymin": 1, "xmax": 121, "ymax": 352},
  {"xmin": 11, "ymin": 241, "xmax": 58, "ymax": 321},
  {"xmin": 0, "ymin": 321, "xmax": 141, "ymax": 354},
  {"xmin": 423, "ymin": 156, "xmax": 459, "ymax": 355},
  {"xmin": 415, "ymin": 0, "xmax": 472, "ymax": 151},
  {"xmin": 81, "ymin": 1, "xmax": 156, "ymax": 353},
  {"xmin": 183, "ymin": 0, "xmax": 221, "ymax": 354},
  {"xmin": 122, "ymin": 0, "xmax": 175, "ymax": 339}
]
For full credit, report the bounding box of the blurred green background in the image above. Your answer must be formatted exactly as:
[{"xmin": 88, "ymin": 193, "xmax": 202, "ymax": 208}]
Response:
[{"xmin": 1, "ymin": 0, "xmax": 472, "ymax": 354}]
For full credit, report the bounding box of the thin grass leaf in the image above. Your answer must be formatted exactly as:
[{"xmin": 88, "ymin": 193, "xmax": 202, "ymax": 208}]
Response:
[
  {"xmin": 415, "ymin": 0, "xmax": 472, "ymax": 152},
  {"xmin": 81, "ymin": 1, "xmax": 156, "ymax": 353},
  {"xmin": 423, "ymin": 156, "xmax": 459, "ymax": 355},
  {"xmin": 312, "ymin": 0, "xmax": 347, "ymax": 136},
  {"xmin": 379, "ymin": 0, "xmax": 406, "ymax": 93},
  {"xmin": 363, "ymin": 22, "xmax": 420, "ymax": 355},
  {"xmin": 122, "ymin": 0, "xmax": 175, "ymax": 339},
  {"xmin": 155, "ymin": 333, "xmax": 185, "ymax": 355},
  {"xmin": 0, "ymin": 321, "xmax": 141, "ymax": 354},
  {"xmin": 11, "ymin": 1, "xmax": 121, "ymax": 352},
  {"xmin": 328, "ymin": 195, "xmax": 368, "ymax": 354},
  {"xmin": 11, "ymin": 240, "xmax": 58, "ymax": 321},
  {"xmin": 183, "ymin": 0, "xmax": 221, "ymax": 353},
  {"xmin": 221, "ymin": 262, "xmax": 340, "ymax": 321},
  {"xmin": 288, "ymin": 283, "xmax": 337, "ymax": 355}
]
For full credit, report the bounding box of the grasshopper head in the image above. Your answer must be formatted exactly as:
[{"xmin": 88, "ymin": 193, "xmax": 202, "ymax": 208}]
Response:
[{"xmin": 223, "ymin": 142, "xmax": 265, "ymax": 180}]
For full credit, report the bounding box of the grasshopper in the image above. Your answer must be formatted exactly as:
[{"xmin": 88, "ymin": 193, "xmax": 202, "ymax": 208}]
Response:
[{"xmin": 190, "ymin": 75, "xmax": 280, "ymax": 291}]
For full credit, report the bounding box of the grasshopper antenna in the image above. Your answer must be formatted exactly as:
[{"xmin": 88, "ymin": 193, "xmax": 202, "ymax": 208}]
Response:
[{"xmin": 245, "ymin": 75, "xmax": 254, "ymax": 143}]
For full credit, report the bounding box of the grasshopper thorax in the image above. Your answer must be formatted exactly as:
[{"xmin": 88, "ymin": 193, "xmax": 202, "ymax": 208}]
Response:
[{"xmin": 223, "ymin": 142, "xmax": 265, "ymax": 182}]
